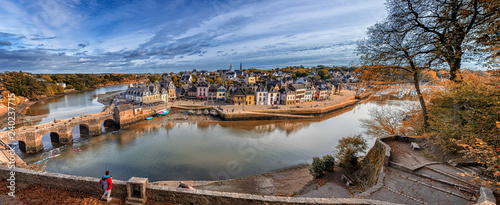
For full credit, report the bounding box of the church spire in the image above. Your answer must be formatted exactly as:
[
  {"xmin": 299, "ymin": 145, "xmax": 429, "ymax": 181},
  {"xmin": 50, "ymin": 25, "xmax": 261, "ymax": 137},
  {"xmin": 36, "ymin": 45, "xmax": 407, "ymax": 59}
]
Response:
[
  {"xmin": 240, "ymin": 61, "xmax": 242, "ymax": 70},
  {"xmin": 230, "ymin": 64, "xmax": 232, "ymax": 71}
]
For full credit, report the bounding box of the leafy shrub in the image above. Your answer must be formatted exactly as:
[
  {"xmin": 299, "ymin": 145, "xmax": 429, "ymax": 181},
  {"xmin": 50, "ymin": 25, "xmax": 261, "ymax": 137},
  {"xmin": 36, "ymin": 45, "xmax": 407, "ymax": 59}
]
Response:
[
  {"xmin": 309, "ymin": 157, "xmax": 325, "ymax": 178},
  {"xmin": 336, "ymin": 134, "xmax": 368, "ymax": 167},
  {"xmin": 322, "ymin": 155, "xmax": 335, "ymax": 172}
]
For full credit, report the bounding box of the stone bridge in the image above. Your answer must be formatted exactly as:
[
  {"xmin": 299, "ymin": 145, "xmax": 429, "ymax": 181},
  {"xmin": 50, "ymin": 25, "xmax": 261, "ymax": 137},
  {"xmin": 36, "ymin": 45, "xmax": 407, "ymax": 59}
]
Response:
[{"xmin": 0, "ymin": 112, "xmax": 119, "ymax": 153}]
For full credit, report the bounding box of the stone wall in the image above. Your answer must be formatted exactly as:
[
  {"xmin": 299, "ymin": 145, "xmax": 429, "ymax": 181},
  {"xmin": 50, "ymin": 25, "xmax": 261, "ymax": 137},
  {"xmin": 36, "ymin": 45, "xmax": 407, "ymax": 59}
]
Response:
[
  {"xmin": 356, "ymin": 136, "xmax": 393, "ymax": 192},
  {"xmin": 0, "ymin": 166, "xmax": 395, "ymax": 204}
]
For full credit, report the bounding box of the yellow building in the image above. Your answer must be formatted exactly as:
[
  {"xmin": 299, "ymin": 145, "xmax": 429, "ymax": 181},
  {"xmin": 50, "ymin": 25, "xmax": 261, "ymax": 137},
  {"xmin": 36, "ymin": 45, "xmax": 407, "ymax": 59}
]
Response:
[
  {"xmin": 244, "ymin": 74, "xmax": 256, "ymax": 85},
  {"xmin": 245, "ymin": 94, "xmax": 254, "ymax": 105},
  {"xmin": 231, "ymin": 88, "xmax": 246, "ymax": 105}
]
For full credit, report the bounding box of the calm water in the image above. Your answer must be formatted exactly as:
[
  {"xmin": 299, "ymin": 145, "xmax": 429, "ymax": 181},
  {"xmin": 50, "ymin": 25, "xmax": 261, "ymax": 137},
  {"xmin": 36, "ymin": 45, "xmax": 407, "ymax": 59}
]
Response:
[
  {"xmin": 21, "ymin": 97, "xmax": 412, "ymax": 182},
  {"xmin": 25, "ymin": 84, "xmax": 128, "ymax": 125}
]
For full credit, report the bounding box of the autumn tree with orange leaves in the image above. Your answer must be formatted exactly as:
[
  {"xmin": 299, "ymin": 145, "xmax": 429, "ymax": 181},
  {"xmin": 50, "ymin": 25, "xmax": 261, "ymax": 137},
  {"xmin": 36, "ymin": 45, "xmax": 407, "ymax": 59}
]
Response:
[{"xmin": 429, "ymin": 70, "xmax": 500, "ymax": 182}]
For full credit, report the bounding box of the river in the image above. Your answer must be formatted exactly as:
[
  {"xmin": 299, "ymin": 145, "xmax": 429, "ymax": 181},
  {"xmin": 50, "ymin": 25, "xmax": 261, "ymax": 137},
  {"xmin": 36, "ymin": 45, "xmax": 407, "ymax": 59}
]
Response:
[
  {"xmin": 20, "ymin": 92, "xmax": 413, "ymax": 182},
  {"xmin": 25, "ymin": 84, "xmax": 128, "ymax": 125}
]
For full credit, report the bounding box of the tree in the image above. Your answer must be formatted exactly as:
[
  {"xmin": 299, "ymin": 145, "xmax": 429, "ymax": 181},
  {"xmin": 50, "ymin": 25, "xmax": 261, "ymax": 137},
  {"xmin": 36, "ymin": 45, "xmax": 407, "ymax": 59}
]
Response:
[
  {"xmin": 1, "ymin": 72, "xmax": 46, "ymax": 100},
  {"xmin": 420, "ymin": 70, "xmax": 440, "ymax": 83},
  {"xmin": 474, "ymin": 0, "xmax": 500, "ymax": 66},
  {"xmin": 309, "ymin": 157, "xmax": 325, "ymax": 178},
  {"xmin": 357, "ymin": 18, "xmax": 434, "ymax": 127},
  {"xmin": 360, "ymin": 104, "xmax": 422, "ymax": 138},
  {"xmin": 335, "ymin": 135, "xmax": 368, "ymax": 167},
  {"xmin": 322, "ymin": 155, "xmax": 335, "ymax": 172},
  {"xmin": 148, "ymin": 74, "xmax": 161, "ymax": 83},
  {"xmin": 429, "ymin": 71, "xmax": 500, "ymax": 182},
  {"xmin": 215, "ymin": 77, "xmax": 222, "ymax": 84},
  {"xmin": 172, "ymin": 75, "xmax": 179, "ymax": 84},
  {"xmin": 317, "ymin": 69, "xmax": 329, "ymax": 79},
  {"xmin": 385, "ymin": 0, "xmax": 498, "ymax": 82},
  {"xmin": 40, "ymin": 74, "xmax": 53, "ymax": 83}
]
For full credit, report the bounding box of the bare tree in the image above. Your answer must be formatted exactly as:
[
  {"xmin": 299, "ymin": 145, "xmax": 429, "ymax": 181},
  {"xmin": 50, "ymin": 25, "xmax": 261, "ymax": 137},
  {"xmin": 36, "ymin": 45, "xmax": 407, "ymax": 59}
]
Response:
[
  {"xmin": 386, "ymin": 0, "xmax": 497, "ymax": 82},
  {"xmin": 357, "ymin": 19, "xmax": 434, "ymax": 127}
]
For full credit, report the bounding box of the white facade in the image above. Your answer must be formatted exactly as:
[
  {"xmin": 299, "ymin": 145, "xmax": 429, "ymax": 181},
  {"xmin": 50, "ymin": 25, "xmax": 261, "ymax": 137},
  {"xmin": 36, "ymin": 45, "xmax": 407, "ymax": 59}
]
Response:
[
  {"xmin": 266, "ymin": 92, "xmax": 280, "ymax": 105},
  {"xmin": 255, "ymin": 91, "xmax": 267, "ymax": 105}
]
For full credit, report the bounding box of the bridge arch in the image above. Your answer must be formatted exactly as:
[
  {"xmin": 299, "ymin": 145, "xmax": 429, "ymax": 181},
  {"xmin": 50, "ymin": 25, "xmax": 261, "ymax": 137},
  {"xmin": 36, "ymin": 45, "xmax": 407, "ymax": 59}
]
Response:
[
  {"xmin": 8, "ymin": 140, "xmax": 27, "ymax": 153},
  {"xmin": 102, "ymin": 119, "xmax": 119, "ymax": 133},
  {"xmin": 71, "ymin": 124, "xmax": 90, "ymax": 141},
  {"xmin": 41, "ymin": 132, "xmax": 61, "ymax": 151}
]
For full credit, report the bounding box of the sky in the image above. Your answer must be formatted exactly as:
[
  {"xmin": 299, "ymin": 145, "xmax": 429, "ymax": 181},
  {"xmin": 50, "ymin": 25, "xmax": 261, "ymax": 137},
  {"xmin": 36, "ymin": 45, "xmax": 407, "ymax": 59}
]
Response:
[{"xmin": 0, "ymin": 0, "xmax": 388, "ymax": 73}]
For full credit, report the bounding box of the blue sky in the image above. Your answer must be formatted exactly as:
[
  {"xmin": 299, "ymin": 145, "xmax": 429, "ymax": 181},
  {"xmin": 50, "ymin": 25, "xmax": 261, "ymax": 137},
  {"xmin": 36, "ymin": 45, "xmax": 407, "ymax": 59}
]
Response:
[{"xmin": 0, "ymin": 0, "xmax": 387, "ymax": 73}]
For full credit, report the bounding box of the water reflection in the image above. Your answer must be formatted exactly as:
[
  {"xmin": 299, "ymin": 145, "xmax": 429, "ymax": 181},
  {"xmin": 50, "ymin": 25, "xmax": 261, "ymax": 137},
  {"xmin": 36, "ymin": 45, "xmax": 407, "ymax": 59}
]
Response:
[
  {"xmin": 21, "ymin": 97, "xmax": 412, "ymax": 182},
  {"xmin": 26, "ymin": 85, "xmax": 128, "ymax": 125}
]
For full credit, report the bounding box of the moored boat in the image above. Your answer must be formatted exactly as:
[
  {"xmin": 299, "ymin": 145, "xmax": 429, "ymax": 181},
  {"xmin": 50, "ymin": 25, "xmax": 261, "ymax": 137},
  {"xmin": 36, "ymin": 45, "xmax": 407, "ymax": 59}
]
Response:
[
  {"xmin": 156, "ymin": 109, "xmax": 170, "ymax": 115},
  {"xmin": 203, "ymin": 109, "xmax": 209, "ymax": 115},
  {"xmin": 187, "ymin": 110, "xmax": 195, "ymax": 115},
  {"xmin": 196, "ymin": 110, "xmax": 202, "ymax": 115},
  {"xmin": 210, "ymin": 109, "xmax": 218, "ymax": 116},
  {"xmin": 146, "ymin": 116, "xmax": 153, "ymax": 120}
]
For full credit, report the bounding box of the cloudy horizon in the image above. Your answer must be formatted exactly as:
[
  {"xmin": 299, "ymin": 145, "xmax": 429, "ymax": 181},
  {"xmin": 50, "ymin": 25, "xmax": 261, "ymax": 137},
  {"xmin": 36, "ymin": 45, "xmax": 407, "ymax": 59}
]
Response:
[{"xmin": 0, "ymin": 0, "xmax": 388, "ymax": 74}]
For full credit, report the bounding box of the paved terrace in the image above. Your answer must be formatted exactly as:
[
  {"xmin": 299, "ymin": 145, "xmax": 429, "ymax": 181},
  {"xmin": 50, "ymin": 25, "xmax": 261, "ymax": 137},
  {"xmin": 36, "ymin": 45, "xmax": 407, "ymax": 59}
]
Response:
[{"xmin": 363, "ymin": 138, "xmax": 488, "ymax": 205}]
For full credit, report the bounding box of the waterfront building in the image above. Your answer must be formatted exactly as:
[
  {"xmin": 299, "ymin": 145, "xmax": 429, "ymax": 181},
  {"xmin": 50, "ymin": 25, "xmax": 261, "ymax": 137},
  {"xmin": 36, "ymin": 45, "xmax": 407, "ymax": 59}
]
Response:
[
  {"xmin": 255, "ymin": 85, "xmax": 268, "ymax": 105},
  {"xmin": 289, "ymin": 84, "xmax": 306, "ymax": 103},
  {"xmin": 226, "ymin": 86, "xmax": 237, "ymax": 101},
  {"xmin": 168, "ymin": 82, "xmax": 176, "ymax": 101},
  {"xmin": 266, "ymin": 86, "xmax": 280, "ymax": 105},
  {"xmin": 196, "ymin": 81, "xmax": 209, "ymax": 100},
  {"xmin": 305, "ymin": 85, "xmax": 315, "ymax": 102},
  {"xmin": 187, "ymin": 85, "xmax": 197, "ymax": 99},
  {"xmin": 124, "ymin": 83, "xmax": 167, "ymax": 104},
  {"xmin": 316, "ymin": 86, "xmax": 328, "ymax": 100},
  {"xmin": 279, "ymin": 88, "xmax": 296, "ymax": 105},
  {"xmin": 208, "ymin": 84, "xmax": 218, "ymax": 101},
  {"xmin": 230, "ymin": 87, "xmax": 246, "ymax": 106},
  {"xmin": 243, "ymin": 87, "xmax": 255, "ymax": 105},
  {"xmin": 217, "ymin": 85, "xmax": 227, "ymax": 101}
]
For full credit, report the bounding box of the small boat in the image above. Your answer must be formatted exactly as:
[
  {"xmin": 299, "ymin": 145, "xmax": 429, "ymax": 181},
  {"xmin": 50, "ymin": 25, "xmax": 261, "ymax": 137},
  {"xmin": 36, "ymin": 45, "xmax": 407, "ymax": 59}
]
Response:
[
  {"xmin": 210, "ymin": 110, "xmax": 218, "ymax": 116},
  {"xmin": 73, "ymin": 148, "xmax": 83, "ymax": 152},
  {"xmin": 196, "ymin": 110, "xmax": 202, "ymax": 115},
  {"xmin": 188, "ymin": 110, "xmax": 195, "ymax": 115},
  {"xmin": 203, "ymin": 109, "xmax": 209, "ymax": 115},
  {"xmin": 156, "ymin": 109, "xmax": 170, "ymax": 115},
  {"xmin": 146, "ymin": 117, "xmax": 153, "ymax": 120}
]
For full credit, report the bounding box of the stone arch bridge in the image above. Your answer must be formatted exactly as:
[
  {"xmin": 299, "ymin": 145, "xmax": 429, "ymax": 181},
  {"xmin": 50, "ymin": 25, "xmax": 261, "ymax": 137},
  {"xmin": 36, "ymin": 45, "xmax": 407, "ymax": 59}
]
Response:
[{"xmin": 0, "ymin": 112, "xmax": 120, "ymax": 153}]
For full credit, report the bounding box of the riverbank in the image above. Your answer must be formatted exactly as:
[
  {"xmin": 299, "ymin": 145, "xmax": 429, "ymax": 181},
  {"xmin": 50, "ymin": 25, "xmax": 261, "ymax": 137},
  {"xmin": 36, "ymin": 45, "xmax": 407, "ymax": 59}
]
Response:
[
  {"xmin": 0, "ymin": 83, "xmax": 130, "ymax": 128},
  {"xmin": 167, "ymin": 90, "xmax": 366, "ymax": 121}
]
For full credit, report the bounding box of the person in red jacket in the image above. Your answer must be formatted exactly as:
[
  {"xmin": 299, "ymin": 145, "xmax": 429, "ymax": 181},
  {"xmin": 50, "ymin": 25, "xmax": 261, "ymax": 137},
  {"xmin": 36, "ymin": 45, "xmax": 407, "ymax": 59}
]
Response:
[{"xmin": 99, "ymin": 170, "xmax": 113, "ymax": 202}]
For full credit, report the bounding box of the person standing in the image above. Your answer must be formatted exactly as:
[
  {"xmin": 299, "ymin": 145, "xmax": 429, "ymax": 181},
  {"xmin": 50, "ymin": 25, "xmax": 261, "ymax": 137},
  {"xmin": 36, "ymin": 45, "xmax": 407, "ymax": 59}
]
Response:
[{"xmin": 99, "ymin": 170, "xmax": 113, "ymax": 202}]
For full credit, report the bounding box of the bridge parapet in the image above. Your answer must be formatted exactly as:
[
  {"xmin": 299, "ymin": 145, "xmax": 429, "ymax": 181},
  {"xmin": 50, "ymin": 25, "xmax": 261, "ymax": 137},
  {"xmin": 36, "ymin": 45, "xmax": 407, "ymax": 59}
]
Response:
[{"xmin": 0, "ymin": 112, "xmax": 116, "ymax": 153}]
